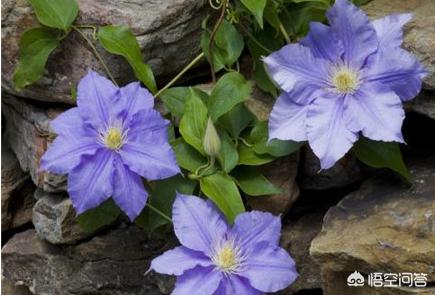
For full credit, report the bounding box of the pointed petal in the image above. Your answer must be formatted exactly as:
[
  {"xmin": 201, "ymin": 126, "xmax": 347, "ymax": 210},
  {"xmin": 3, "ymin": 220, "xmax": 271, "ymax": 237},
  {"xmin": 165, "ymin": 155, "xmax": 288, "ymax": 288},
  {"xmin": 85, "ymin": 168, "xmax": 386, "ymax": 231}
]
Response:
[
  {"xmin": 77, "ymin": 70, "xmax": 119, "ymax": 129},
  {"xmin": 172, "ymin": 194, "xmax": 228, "ymax": 254},
  {"xmin": 300, "ymin": 22, "xmax": 343, "ymax": 62},
  {"xmin": 115, "ymin": 82, "xmax": 154, "ymax": 124},
  {"xmin": 269, "ymin": 92, "xmax": 309, "ymax": 142},
  {"xmin": 364, "ymin": 48, "xmax": 426, "ymax": 102},
  {"xmin": 67, "ymin": 149, "xmax": 114, "ymax": 214},
  {"xmin": 240, "ymin": 242, "xmax": 298, "ymax": 293},
  {"xmin": 372, "ymin": 13, "xmax": 413, "ymax": 49},
  {"xmin": 306, "ymin": 94, "xmax": 358, "ymax": 169},
  {"xmin": 119, "ymin": 136, "xmax": 180, "ymax": 181},
  {"xmin": 230, "ymin": 211, "xmax": 281, "ymax": 248},
  {"xmin": 172, "ymin": 266, "xmax": 222, "ymax": 295},
  {"xmin": 346, "ymin": 84, "xmax": 405, "ymax": 143},
  {"xmin": 112, "ymin": 158, "xmax": 148, "ymax": 221},
  {"xmin": 215, "ymin": 276, "xmax": 262, "ymax": 295},
  {"xmin": 126, "ymin": 109, "xmax": 169, "ymax": 142},
  {"xmin": 151, "ymin": 246, "xmax": 212, "ymax": 276},
  {"xmin": 327, "ymin": 0, "xmax": 378, "ymax": 68},
  {"xmin": 263, "ymin": 44, "xmax": 330, "ymax": 94}
]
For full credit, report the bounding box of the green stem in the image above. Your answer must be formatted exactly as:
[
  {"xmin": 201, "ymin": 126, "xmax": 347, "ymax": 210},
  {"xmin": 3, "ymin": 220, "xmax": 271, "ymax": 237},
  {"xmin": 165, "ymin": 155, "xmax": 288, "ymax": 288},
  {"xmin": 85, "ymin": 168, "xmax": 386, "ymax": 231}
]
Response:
[
  {"xmin": 75, "ymin": 24, "xmax": 98, "ymax": 40},
  {"xmin": 147, "ymin": 203, "xmax": 172, "ymax": 223},
  {"xmin": 154, "ymin": 52, "xmax": 205, "ymax": 98},
  {"xmin": 238, "ymin": 23, "xmax": 272, "ymax": 54},
  {"xmin": 278, "ymin": 22, "xmax": 291, "ymax": 44},
  {"xmin": 239, "ymin": 137, "xmax": 253, "ymax": 147},
  {"xmin": 72, "ymin": 26, "xmax": 117, "ymax": 85},
  {"xmin": 208, "ymin": 0, "xmax": 228, "ymax": 83}
]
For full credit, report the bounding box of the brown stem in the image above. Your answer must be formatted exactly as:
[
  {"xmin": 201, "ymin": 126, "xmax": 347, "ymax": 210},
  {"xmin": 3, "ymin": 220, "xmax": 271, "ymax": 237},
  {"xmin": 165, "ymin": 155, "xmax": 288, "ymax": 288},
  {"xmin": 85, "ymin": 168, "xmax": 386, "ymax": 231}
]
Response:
[{"xmin": 208, "ymin": 0, "xmax": 228, "ymax": 83}]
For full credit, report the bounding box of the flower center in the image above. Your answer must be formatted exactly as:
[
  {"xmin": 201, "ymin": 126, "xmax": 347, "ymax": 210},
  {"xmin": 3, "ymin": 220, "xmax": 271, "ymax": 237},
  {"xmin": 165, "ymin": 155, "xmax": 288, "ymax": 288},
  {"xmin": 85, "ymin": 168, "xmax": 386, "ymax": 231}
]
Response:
[
  {"xmin": 104, "ymin": 127, "xmax": 124, "ymax": 150},
  {"xmin": 332, "ymin": 68, "xmax": 360, "ymax": 94},
  {"xmin": 212, "ymin": 243, "xmax": 240, "ymax": 273}
]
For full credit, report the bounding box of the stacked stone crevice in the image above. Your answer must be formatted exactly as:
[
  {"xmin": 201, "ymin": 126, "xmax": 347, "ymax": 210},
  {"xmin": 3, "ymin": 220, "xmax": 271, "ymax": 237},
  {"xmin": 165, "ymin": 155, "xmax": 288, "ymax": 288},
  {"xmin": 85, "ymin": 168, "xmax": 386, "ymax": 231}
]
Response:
[{"xmin": 1, "ymin": 0, "xmax": 435, "ymax": 294}]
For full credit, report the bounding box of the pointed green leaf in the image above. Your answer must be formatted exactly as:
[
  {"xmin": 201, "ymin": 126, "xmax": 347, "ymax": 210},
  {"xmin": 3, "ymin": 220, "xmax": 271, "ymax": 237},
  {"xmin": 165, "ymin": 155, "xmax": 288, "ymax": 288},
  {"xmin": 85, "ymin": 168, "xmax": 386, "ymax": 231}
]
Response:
[
  {"xmin": 28, "ymin": 0, "xmax": 78, "ymax": 31},
  {"xmin": 13, "ymin": 27, "xmax": 61, "ymax": 90},
  {"xmin": 160, "ymin": 87, "xmax": 209, "ymax": 119},
  {"xmin": 76, "ymin": 199, "xmax": 121, "ymax": 234},
  {"xmin": 232, "ymin": 167, "xmax": 282, "ymax": 196},
  {"xmin": 240, "ymin": 0, "xmax": 267, "ymax": 28},
  {"xmin": 238, "ymin": 144, "xmax": 275, "ymax": 165},
  {"xmin": 353, "ymin": 137, "xmax": 412, "ymax": 181},
  {"xmin": 208, "ymin": 72, "xmax": 251, "ymax": 121},
  {"xmin": 217, "ymin": 131, "xmax": 239, "ymax": 173},
  {"xmin": 171, "ymin": 138, "xmax": 208, "ymax": 172},
  {"xmin": 98, "ymin": 25, "xmax": 156, "ymax": 92},
  {"xmin": 179, "ymin": 88, "xmax": 209, "ymax": 154},
  {"xmin": 218, "ymin": 104, "xmax": 254, "ymax": 139},
  {"xmin": 200, "ymin": 172, "xmax": 245, "ymax": 223}
]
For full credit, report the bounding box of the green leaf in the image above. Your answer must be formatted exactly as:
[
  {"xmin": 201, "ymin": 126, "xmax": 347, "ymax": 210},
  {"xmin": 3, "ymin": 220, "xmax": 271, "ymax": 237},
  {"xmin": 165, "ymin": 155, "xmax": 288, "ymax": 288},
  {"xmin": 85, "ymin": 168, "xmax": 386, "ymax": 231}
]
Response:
[
  {"xmin": 283, "ymin": 2, "xmax": 329, "ymax": 36},
  {"xmin": 76, "ymin": 199, "xmax": 121, "ymax": 234},
  {"xmin": 232, "ymin": 167, "xmax": 282, "ymax": 196},
  {"xmin": 13, "ymin": 27, "xmax": 61, "ymax": 90},
  {"xmin": 171, "ymin": 138, "xmax": 207, "ymax": 172},
  {"xmin": 353, "ymin": 137, "xmax": 412, "ymax": 181},
  {"xmin": 288, "ymin": 0, "xmax": 330, "ymax": 7},
  {"xmin": 201, "ymin": 19, "xmax": 244, "ymax": 71},
  {"xmin": 218, "ymin": 104, "xmax": 254, "ymax": 139},
  {"xmin": 217, "ymin": 131, "xmax": 239, "ymax": 173},
  {"xmin": 241, "ymin": 0, "xmax": 267, "ymax": 28},
  {"xmin": 264, "ymin": 2, "xmax": 282, "ymax": 30},
  {"xmin": 179, "ymin": 88, "xmax": 209, "ymax": 154},
  {"xmin": 238, "ymin": 143, "xmax": 275, "ymax": 165},
  {"xmin": 200, "ymin": 172, "xmax": 245, "ymax": 223},
  {"xmin": 135, "ymin": 176, "xmax": 196, "ymax": 234},
  {"xmin": 28, "ymin": 0, "xmax": 78, "ymax": 31},
  {"xmin": 98, "ymin": 25, "xmax": 156, "ymax": 93},
  {"xmin": 160, "ymin": 87, "xmax": 209, "ymax": 119},
  {"xmin": 208, "ymin": 72, "xmax": 251, "ymax": 121}
]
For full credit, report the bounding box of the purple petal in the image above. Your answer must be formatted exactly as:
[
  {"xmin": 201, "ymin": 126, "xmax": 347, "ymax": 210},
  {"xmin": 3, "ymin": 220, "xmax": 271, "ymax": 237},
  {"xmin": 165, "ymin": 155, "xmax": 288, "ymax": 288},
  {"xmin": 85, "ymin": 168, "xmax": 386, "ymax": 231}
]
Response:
[
  {"xmin": 119, "ymin": 136, "xmax": 180, "ymax": 181},
  {"xmin": 230, "ymin": 211, "xmax": 281, "ymax": 248},
  {"xmin": 172, "ymin": 194, "xmax": 228, "ymax": 254},
  {"xmin": 372, "ymin": 13, "xmax": 413, "ymax": 49},
  {"xmin": 67, "ymin": 149, "xmax": 114, "ymax": 214},
  {"xmin": 126, "ymin": 109, "xmax": 169, "ymax": 142},
  {"xmin": 306, "ymin": 94, "xmax": 358, "ymax": 169},
  {"xmin": 151, "ymin": 246, "xmax": 212, "ymax": 276},
  {"xmin": 300, "ymin": 21, "xmax": 344, "ymax": 62},
  {"xmin": 364, "ymin": 48, "xmax": 426, "ymax": 102},
  {"xmin": 240, "ymin": 242, "xmax": 298, "ymax": 293},
  {"xmin": 269, "ymin": 92, "xmax": 309, "ymax": 142},
  {"xmin": 40, "ymin": 109, "xmax": 99, "ymax": 174},
  {"xmin": 172, "ymin": 266, "xmax": 222, "ymax": 295},
  {"xmin": 77, "ymin": 70, "xmax": 119, "ymax": 129},
  {"xmin": 215, "ymin": 276, "xmax": 262, "ymax": 295},
  {"xmin": 263, "ymin": 44, "xmax": 330, "ymax": 94},
  {"xmin": 115, "ymin": 82, "xmax": 154, "ymax": 124},
  {"xmin": 112, "ymin": 158, "xmax": 148, "ymax": 221},
  {"xmin": 346, "ymin": 84, "xmax": 405, "ymax": 143},
  {"xmin": 327, "ymin": 0, "xmax": 378, "ymax": 69}
]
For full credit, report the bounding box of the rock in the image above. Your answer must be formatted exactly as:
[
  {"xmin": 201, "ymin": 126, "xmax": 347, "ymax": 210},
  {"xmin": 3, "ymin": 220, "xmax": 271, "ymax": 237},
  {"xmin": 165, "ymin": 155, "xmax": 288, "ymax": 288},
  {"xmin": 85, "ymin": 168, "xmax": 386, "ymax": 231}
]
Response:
[
  {"xmin": 409, "ymin": 90, "xmax": 435, "ymax": 120},
  {"xmin": 2, "ymin": 93, "xmax": 67, "ymax": 192},
  {"xmin": 310, "ymin": 157, "xmax": 435, "ymax": 294},
  {"xmin": 2, "ymin": 276, "xmax": 32, "ymax": 295},
  {"xmin": 300, "ymin": 147, "xmax": 363, "ymax": 190},
  {"xmin": 280, "ymin": 213, "xmax": 324, "ymax": 294},
  {"xmin": 32, "ymin": 189, "xmax": 95, "ymax": 244},
  {"xmin": 2, "ymin": 226, "xmax": 176, "ymax": 294},
  {"xmin": 8, "ymin": 182, "xmax": 35, "ymax": 230},
  {"xmin": 247, "ymin": 153, "xmax": 300, "ymax": 215},
  {"xmin": 2, "ymin": 0, "xmax": 208, "ymax": 104}
]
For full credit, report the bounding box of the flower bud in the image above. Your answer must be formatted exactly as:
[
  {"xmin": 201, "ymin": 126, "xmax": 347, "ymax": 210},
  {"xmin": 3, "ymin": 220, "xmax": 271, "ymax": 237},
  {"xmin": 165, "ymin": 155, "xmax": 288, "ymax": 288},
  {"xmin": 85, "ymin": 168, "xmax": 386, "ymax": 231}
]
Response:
[{"xmin": 203, "ymin": 117, "xmax": 221, "ymax": 157}]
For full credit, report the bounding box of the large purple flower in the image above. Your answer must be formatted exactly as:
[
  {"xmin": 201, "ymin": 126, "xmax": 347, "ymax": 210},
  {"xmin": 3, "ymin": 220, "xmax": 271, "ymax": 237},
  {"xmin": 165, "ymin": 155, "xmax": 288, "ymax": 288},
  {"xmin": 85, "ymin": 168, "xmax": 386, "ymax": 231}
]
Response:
[
  {"xmin": 40, "ymin": 71, "xmax": 180, "ymax": 221},
  {"xmin": 150, "ymin": 194, "xmax": 298, "ymax": 294},
  {"xmin": 264, "ymin": 0, "xmax": 426, "ymax": 169}
]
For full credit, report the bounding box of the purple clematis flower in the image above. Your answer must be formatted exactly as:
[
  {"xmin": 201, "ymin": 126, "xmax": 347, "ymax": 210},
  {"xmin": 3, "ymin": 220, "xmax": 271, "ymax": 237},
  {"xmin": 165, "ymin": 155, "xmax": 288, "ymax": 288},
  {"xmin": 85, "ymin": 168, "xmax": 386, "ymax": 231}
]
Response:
[
  {"xmin": 264, "ymin": 0, "xmax": 426, "ymax": 169},
  {"xmin": 40, "ymin": 71, "xmax": 180, "ymax": 221},
  {"xmin": 150, "ymin": 194, "xmax": 298, "ymax": 294}
]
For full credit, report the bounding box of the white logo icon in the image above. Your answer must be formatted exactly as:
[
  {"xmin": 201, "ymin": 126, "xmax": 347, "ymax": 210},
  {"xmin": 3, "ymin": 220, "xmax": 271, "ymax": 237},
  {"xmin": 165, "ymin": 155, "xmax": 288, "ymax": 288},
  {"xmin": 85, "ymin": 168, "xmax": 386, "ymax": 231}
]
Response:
[{"xmin": 347, "ymin": 271, "xmax": 365, "ymax": 287}]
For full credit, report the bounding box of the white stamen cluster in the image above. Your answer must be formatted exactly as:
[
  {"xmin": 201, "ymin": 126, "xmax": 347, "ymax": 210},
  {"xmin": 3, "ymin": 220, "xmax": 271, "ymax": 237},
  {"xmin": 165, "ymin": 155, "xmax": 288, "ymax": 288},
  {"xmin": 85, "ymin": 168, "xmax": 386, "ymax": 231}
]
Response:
[
  {"xmin": 211, "ymin": 239, "xmax": 246, "ymax": 274},
  {"xmin": 330, "ymin": 66, "xmax": 360, "ymax": 94}
]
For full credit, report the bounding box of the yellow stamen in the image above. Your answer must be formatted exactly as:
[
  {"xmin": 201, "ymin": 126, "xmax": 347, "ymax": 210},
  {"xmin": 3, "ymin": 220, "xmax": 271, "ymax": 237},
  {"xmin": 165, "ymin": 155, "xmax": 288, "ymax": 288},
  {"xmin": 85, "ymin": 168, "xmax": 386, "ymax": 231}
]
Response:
[
  {"xmin": 214, "ymin": 244, "xmax": 238, "ymax": 272},
  {"xmin": 104, "ymin": 127, "xmax": 124, "ymax": 150},
  {"xmin": 332, "ymin": 68, "xmax": 359, "ymax": 94}
]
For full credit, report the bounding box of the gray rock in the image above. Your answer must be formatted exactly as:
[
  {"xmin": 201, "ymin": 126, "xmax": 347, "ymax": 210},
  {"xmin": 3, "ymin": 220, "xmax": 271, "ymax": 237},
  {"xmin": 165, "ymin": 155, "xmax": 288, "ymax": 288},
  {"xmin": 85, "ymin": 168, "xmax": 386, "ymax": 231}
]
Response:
[
  {"xmin": 300, "ymin": 147, "xmax": 363, "ymax": 190},
  {"xmin": 2, "ymin": 93, "xmax": 67, "ymax": 192},
  {"xmin": 310, "ymin": 157, "xmax": 435, "ymax": 294},
  {"xmin": 408, "ymin": 90, "xmax": 435, "ymax": 120},
  {"xmin": 2, "ymin": 226, "xmax": 176, "ymax": 294},
  {"xmin": 280, "ymin": 213, "xmax": 323, "ymax": 294},
  {"xmin": 32, "ymin": 189, "xmax": 95, "ymax": 244},
  {"xmin": 2, "ymin": 276, "xmax": 32, "ymax": 295},
  {"xmin": 2, "ymin": 0, "xmax": 208, "ymax": 104}
]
